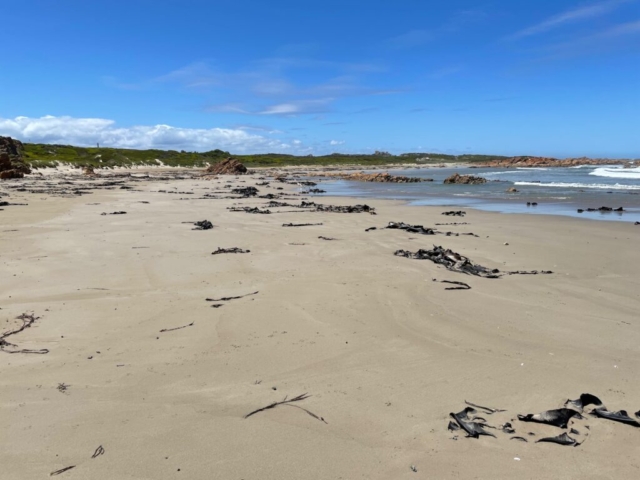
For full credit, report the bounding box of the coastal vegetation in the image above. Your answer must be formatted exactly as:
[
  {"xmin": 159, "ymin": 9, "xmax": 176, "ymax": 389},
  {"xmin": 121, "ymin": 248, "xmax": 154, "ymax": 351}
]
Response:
[{"xmin": 22, "ymin": 143, "xmax": 508, "ymax": 169}]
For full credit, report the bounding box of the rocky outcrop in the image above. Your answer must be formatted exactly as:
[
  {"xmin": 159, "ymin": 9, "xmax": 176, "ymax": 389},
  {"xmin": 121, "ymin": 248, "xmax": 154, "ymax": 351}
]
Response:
[
  {"xmin": 444, "ymin": 173, "xmax": 487, "ymax": 185},
  {"xmin": 479, "ymin": 156, "xmax": 625, "ymax": 168},
  {"xmin": 204, "ymin": 158, "xmax": 247, "ymax": 175},
  {"xmin": 0, "ymin": 136, "xmax": 30, "ymax": 179},
  {"xmin": 322, "ymin": 171, "xmax": 430, "ymax": 183}
]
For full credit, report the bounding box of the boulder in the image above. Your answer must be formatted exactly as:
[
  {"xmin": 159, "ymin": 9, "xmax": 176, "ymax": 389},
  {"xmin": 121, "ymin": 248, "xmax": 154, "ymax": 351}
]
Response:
[
  {"xmin": 0, "ymin": 136, "xmax": 30, "ymax": 179},
  {"xmin": 204, "ymin": 158, "xmax": 247, "ymax": 175},
  {"xmin": 323, "ymin": 171, "xmax": 428, "ymax": 183},
  {"xmin": 506, "ymin": 187, "xmax": 518, "ymax": 193},
  {"xmin": 444, "ymin": 173, "xmax": 487, "ymax": 185}
]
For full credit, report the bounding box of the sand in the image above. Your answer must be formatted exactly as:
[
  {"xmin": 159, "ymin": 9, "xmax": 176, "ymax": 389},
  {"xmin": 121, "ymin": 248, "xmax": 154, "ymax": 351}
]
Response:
[{"xmin": 1, "ymin": 170, "xmax": 639, "ymax": 479}]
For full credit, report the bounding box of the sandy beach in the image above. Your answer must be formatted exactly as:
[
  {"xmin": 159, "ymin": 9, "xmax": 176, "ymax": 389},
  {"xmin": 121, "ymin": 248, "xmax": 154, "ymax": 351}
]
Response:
[{"xmin": 1, "ymin": 169, "xmax": 639, "ymax": 479}]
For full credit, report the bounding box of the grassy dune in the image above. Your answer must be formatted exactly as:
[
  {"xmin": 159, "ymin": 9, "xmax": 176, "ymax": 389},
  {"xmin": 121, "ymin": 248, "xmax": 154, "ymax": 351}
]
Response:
[{"xmin": 23, "ymin": 143, "xmax": 507, "ymax": 168}]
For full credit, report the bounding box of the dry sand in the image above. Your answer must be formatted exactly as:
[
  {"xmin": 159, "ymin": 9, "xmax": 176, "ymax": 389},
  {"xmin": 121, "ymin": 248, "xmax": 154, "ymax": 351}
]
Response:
[{"xmin": 1, "ymin": 171, "xmax": 639, "ymax": 479}]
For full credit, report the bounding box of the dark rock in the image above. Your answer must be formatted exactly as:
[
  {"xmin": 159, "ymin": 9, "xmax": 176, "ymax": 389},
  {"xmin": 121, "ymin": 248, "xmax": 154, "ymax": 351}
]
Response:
[{"xmin": 444, "ymin": 173, "xmax": 487, "ymax": 185}]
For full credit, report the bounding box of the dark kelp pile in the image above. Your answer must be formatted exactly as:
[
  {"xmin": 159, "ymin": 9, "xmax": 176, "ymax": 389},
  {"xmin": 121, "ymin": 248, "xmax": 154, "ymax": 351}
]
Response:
[
  {"xmin": 395, "ymin": 246, "xmax": 552, "ymax": 278},
  {"xmin": 448, "ymin": 393, "xmax": 640, "ymax": 447}
]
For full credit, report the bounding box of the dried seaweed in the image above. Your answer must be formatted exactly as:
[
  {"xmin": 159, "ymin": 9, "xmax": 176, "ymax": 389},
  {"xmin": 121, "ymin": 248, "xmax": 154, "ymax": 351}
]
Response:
[
  {"xmin": 159, "ymin": 322, "xmax": 194, "ymax": 333},
  {"xmin": 449, "ymin": 407, "xmax": 496, "ymax": 438},
  {"xmin": 517, "ymin": 408, "xmax": 580, "ymax": 429},
  {"xmin": 50, "ymin": 465, "xmax": 76, "ymax": 476},
  {"xmin": 591, "ymin": 408, "xmax": 640, "ymax": 427},
  {"xmin": 442, "ymin": 211, "xmax": 466, "ymax": 216},
  {"xmin": 441, "ymin": 280, "xmax": 471, "ymax": 290},
  {"xmin": 212, "ymin": 247, "xmax": 250, "ymax": 255},
  {"xmin": 282, "ymin": 223, "xmax": 323, "ymax": 227},
  {"xmin": 244, "ymin": 393, "xmax": 327, "ymax": 423},
  {"xmin": 0, "ymin": 313, "xmax": 49, "ymax": 354},
  {"xmin": 386, "ymin": 222, "xmax": 435, "ymax": 235},
  {"xmin": 192, "ymin": 220, "xmax": 213, "ymax": 230},
  {"xmin": 464, "ymin": 400, "xmax": 506, "ymax": 414},
  {"xmin": 318, "ymin": 236, "xmax": 336, "ymax": 240},
  {"xmin": 206, "ymin": 291, "xmax": 258, "ymax": 302},
  {"xmin": 564, "ymin": 393, "xmax": 603, "ymax": 412},
  {"xmin": 91, "ymin": 445, "xmax": 105, "ymax": 458},
  {"xmin": 536, "ymin": 432, "xmax": 581, "ymax": 446}
]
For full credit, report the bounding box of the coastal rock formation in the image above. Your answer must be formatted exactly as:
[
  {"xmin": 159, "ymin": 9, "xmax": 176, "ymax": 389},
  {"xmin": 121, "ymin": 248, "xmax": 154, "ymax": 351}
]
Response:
[
  {"xmin": 444, "ymin": 173, "xmax": 487, "ymax": 185},
  {"xmin": 322, "ymin": 171, "xmax": 430, "ymax": 183},
  {"xmin": 0, "ymin": 136, "xmax": 30, "ymax": 179},
  {"xmin": 204, "ymin": 158, "xmax": 248, "ymax": 175},
  {"xmin": 479, "ymin": 156, "xmax": 625, "ymax": 168}
]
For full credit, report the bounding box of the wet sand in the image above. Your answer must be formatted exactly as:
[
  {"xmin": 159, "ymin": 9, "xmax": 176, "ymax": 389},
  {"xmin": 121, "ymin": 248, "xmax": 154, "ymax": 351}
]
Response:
[{"xmin": 1, "ymin": 170, "xmax": 639, "ymax": 479}]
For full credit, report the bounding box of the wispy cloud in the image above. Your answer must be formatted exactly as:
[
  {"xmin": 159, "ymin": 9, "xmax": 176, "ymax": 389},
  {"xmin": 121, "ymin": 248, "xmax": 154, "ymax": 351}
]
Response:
[
  {"xmin": 387, "ymin": 29, "xmax": 433, "ymax": 49},
  {"xmin": 509, "ymin": 0, "xmax": 634, "ymax": 39}
]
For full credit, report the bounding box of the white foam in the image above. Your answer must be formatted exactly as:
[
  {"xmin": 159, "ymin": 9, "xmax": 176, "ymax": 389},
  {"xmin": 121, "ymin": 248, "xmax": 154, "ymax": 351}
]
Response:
[
  {"xmin": 516, "ymin": 167, "xmax": 549, "ymax": 171},
  {"xmin": 589, "ymin": 166, "xmax": 640, "ymax": 179},
  {"xmin": 514, "ymin": 181, "xmax": 640, "ymax": 190},
  {"xmin": 484, "ymin": 170, "xmax": 520, "ymax": 175}
]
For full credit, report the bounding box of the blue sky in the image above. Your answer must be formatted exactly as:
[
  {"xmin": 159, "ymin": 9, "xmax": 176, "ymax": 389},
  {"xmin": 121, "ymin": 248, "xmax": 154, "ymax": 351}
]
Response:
[{"xmin": 1, "ymin": 0, "xmax": 639, "ymax": 157}]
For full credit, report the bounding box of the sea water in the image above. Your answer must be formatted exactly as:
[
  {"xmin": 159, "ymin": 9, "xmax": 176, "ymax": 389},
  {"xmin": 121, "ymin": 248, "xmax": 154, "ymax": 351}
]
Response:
[{"xmin": 316, "ymin": 165, "xmax": 640, "ymax": 222}]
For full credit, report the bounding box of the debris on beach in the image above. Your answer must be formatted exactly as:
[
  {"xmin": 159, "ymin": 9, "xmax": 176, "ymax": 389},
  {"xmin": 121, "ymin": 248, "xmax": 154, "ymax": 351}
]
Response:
[
  {"xmin": 536, "ymin": 433, "xmax": 581, "ymax": 446},
  {"xmin": 1, "ymin": 313, "xmax": 49, "ymax": 355},
  {"xmin": 442, "ymin": 211, "xmax": 466, "ymax": 216},
  {"xmin": 101, "ymin": 211, "xmax": 127, "ymax": 215},
  {"xmin": 160, "ymin": 321, "xmax": 194, "ymax": 333},
  {"xmin": 282, "ymin": 222, "xmax": 323, "ymax": 227},
  {"xmin": 192, "ymin": 220, "xmax": 213, "ymax": 230},
  {"xmin": 395, "ymin": 246, "xmax": 502, "ymax": 278},
  {"xmin": 50, "ymin": 465, "xmax": 76, "ymax": 476},
  {"xmin": 365, "ymin": 227, "xmax": 377, "ymax": 231},
  {"xmin": 206, "ymin": 291, "xmax": 258, "ymax": 302},
  {"xmin": 449, "ymin": 407, "xmax": 496, "ymax": 438},
  {"xmin": 437, "ymin": 280, "xmax": 471, "ymax": 290},
  {"xmin": 228, "ymin": 206, "xmax": 272, "ymax": 214},
  {"xmin": 318, "ymin": 236, "xmax": 336, "ymax": 240},
  {"xmin": 244, "ymin": 393, "xmax": 327, "ymax": 424},
  {"xmin": 517, "ymin": 408, "xmax": 581, "ymax": 429},
  {"xmin": 91, "ymin": 445, "xmax": 105, "ymax": 458},
  {"xmin": 591, "ymin": 408, "xmax": 640, "ymax": 427},
  {"xmin": 231, "ymin": 186, "xmax": 259, "ymax": 197},
  {"xmin": 386, "ymin": 222, "xmax": 435, "ymax": 235},
  {"xmin": 395, "ymin": 245, "xmax": 552, "ymax": 278},
  {"xmin": 212, "ymin": 247, "xmax": 250, "ymax": 255}
]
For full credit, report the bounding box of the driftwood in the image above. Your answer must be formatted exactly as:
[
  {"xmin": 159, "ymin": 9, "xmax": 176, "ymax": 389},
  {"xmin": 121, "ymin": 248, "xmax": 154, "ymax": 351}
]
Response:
[
  {"xmin": 212, "ymin": 247, "xmax": 250, "ymax": 255},
  {"xmin": 100, "ymin": 211, "xmax": 127, "ymax": 215},
  {"xmin": 0, "ymin": 313, "xmax": 49, "ymax": 354},
  {"xmin": 282, "ymin": 223, "xmax": 323, "ymax": 227},
  {"xmin": 365, "ymin": 227, "xmax": 377, "ymax": 232},
  {"xmin": 206, "ymin": 291, "xmax": 258, "ymax": 302},
  {"xmin": 318, "ymin": 236, "xmax": 336, "ymax": 241},
  {"xmin": 244, "ymin": 393, "xmax": 327, "ymax": 423},
  {"xmin": 159, "ymin": 322, "xmax": 194, "ymax": 333}
]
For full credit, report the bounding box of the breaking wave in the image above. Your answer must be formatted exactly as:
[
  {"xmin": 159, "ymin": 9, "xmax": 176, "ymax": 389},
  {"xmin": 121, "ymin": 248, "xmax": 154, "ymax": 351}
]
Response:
[
  {"xmin": 514, "ymin": 181, "xmax": 640, "ymax": 190},
  {"xmin": 589, "ymin": 166, "xmax": 640, "ymax": 179}
]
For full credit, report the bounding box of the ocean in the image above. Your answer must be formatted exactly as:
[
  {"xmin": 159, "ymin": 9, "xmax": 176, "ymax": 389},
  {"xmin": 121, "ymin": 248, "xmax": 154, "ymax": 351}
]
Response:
[{"xmin": 316, "ymin": 165, "xmax": 640, "ymax": 223}]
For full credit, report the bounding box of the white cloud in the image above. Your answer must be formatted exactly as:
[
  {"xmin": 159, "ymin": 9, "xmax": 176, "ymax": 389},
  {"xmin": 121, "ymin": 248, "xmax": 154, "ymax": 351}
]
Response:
[
  {"xmin": 330, "ymin": 140, "xmax": 345, "ymax": 146},
  {"xmin": 510, "ymin": 0, "xmax": 633, "ymax": 39},
  {"xmin": 0, "ymin": 115, "xmax": 303, "ymax": 153}
]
